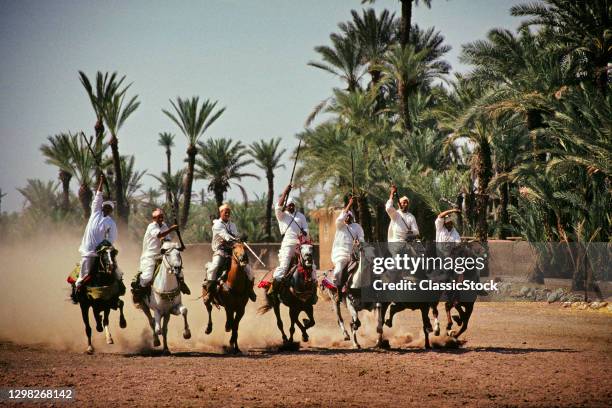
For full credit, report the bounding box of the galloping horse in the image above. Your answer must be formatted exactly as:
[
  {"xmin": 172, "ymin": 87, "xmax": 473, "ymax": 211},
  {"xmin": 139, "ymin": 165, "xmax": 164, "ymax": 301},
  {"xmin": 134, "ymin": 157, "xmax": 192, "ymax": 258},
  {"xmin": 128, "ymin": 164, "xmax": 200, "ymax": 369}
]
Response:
[
  {"xmin": 259, "ymin": 238, "xmax": 317, "ymax": 344},
  {"xmin": 320, "ymin": 244, "xmax": 392, "ymax": 349},
  {"xmin": 137, "ymin": 241, "xmax": 191, "ymax": 355},
  {"xmin": 202, "ymin": 242, "xmax": 251, "ymax": 353},
  {"xmin": 70, "ymin": 241, "xmax": 126, "ymax": 354}
]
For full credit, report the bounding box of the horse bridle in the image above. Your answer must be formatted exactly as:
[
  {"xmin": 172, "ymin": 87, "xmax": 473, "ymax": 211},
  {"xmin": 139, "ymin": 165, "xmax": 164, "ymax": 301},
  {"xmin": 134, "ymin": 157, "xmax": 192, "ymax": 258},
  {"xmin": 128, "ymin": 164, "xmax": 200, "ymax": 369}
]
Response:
[{"xmin": 161, "ymin": 247, "xmax": 183, "ymax": 275}]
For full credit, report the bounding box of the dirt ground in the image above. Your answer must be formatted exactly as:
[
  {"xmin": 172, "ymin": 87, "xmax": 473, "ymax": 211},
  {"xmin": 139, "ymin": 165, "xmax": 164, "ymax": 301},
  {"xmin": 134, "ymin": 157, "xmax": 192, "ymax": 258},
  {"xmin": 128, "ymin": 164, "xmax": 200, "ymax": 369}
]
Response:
[
  {"xmin": 1, "ymin": 301, "xmax": 611, "ymax": 407},
  {"xmin": 0, "ymin": 237, "xmax": 610, "ymax": 407}
]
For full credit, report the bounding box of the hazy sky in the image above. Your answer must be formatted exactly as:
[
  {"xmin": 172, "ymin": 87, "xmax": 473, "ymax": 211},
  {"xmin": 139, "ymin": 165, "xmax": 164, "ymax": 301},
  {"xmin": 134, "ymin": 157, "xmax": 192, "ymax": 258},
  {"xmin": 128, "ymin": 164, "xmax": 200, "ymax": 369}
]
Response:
[{"xmin": 0, "ymin": 0, "xmax": 524, "ymax": 212}]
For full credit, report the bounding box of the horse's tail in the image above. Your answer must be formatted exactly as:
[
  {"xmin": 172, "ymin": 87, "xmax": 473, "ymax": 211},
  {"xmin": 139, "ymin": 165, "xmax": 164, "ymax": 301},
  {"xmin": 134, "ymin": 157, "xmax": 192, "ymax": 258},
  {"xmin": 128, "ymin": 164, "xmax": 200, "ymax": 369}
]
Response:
[{"xmin": 257, "ymin": 302, "xmax": 272, "ymax": 315}]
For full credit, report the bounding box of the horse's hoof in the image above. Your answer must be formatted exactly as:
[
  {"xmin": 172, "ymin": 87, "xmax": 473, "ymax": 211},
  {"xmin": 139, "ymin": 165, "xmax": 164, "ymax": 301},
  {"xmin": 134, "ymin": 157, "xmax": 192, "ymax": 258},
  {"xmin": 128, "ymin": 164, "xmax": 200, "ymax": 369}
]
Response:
[
  {"xmin": 425, "ymin": 343, "xmax": 432, "ymax": 350},
  {"xmin": 282, "ymin": 336, "xmax": 289, "ymax": 344},
  {"xmin": 153, "ymin": 337, "xmax": 161, "ymax": 347},
  {"xmin": 224, "ymin": 324, "xmax": 231, "ymax": 333},
  {"xmin": 96, "ymin": 324, "xmax": 103, "ymax": 333},
  {"xmin": 353, "ymin": 343, "xmax": 361, "ymax": 350},
  {"xmin": 183, "ymin": 330, "xmax": 191, "ymax": 340},
  {"xmin": 302, "ymin": 333, "xmax": 309, "ymax": 342},
  {"xmin": 375, "ymin": 339, "xmax": 390, "ymax": 350},
  {"xmin": 233, "ymin": 347, "xmax": 242, "ymax": 355},
  {"xmin": 452, "ymin": 315, "xmax": 462, "ymax": 326},
  {"xmin": 106, "ymin": 337, "xmax": 114, "ymax": 345},
  {"xmin": 119, "ymin": 318, "xmax": 127, "ymax": 329},
  {"xmin": 352, "ymin": 320, "xmax": 361, "ymax": 330},
  {"xmin": 384, "ymin": 319, "xmax": 393, "ymax": 328},
  {"xmin": 86, "ymin": 346, "xmax": 94, "ymax": 355},
  {"xmin": 303, "ymin": 318, "xmax": 315, "ymax": 329},
  {"xmin": 434, "ymin": 327, "xmax": 441, "ymax": 336},
  {"xmin": 205, "ymin": 325, "xmax": 212, "ymax": 335},
  {"xmin": 162, "ymin": 349, "xmax": 171, "ymax": 356},
  {"xmin": 343, "ymin": 333, "xmax": 350, "ymax": 341}
]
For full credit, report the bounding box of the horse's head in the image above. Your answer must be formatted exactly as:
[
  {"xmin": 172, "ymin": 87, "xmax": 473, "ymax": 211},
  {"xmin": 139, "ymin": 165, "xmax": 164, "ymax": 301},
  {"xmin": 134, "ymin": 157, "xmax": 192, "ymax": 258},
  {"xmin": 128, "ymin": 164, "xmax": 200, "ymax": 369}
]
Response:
[
  {"xmin": 96, "ymin": 241, "xmax": 117, "ymax": 275},
  {"xmin": 299, "ymin": 244, "xmax": 314, "ymax": 268},
  {"xmin": 161, "ymin": 242, "xmax": 183, "ymax": 276},
  {"xmin": 232, "ymin": 242, "xmax": 249, "ymax": 268}
]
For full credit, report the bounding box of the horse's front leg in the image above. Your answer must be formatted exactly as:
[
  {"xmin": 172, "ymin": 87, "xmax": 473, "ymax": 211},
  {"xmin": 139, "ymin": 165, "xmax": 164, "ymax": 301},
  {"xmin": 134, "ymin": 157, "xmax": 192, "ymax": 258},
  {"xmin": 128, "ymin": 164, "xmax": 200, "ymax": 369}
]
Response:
[
  {"xmin": 294, "ymin": 308, "xmax": 310, "ymax": 343},
  {"xmin": 80, "ymin": 303, "xmax": 94, "ymax": 354},
  {"xmin": 346, "ymin": 298, "xmax": 361, "ymax": 349},
  {"xmin": 224, "ymin": 307, "xmax": 233, "ymax": 333},
  {"xmin": 431, "ymin": 303, "xmax": 440, "ymax": 336},
  {"xmin": 141, "ymin": 304, "xmax": 160, "ymax": 347},
  {"xmin": 273, "ymin": 302, "xmax": 288, "ymax": 344},
  {"xmin": 445, "ymin": 302, "xmax": 453, "ymax": 336},
  {"xmin": 331, "ymin": 294, "xmax": 349, "ymax": 341},
  {"xmin": 103, "ymin": 308, "xmax": 113, "ymax": 345},
  {"xmin": 375, "ymin": 303, "xmax": 389, "ymax": 349},
  {"xmin": 231, "ymin": 307, "xmax": 245, "ymax": 354},
  {"xmin": 288, "ymin": 308, "xmax": 297, "ymax": 343},
  {"xmin": 153, "ymin": 309, "xmax": 162, "ymax": 336},
  {"xmin": 161, "ymin": 314, "xmax": 170, "ymax": 355},
  {"xmin": 178, "ymin": 305, "xmax": 191, "ymax": 340},
  {"xmin": 421, "ymin": 306, "xmax": 432, "ymax": 349},
  {"xmin": 118, "ymin": 299, "xmax": 127, "ymax": 329},
  {"xmin": 452, "ymin": 302, "xmax": 474, "ymax": 339},
  {"xmin": 204, "ymin": 300, "xmax": 213, "ymax": 335}
]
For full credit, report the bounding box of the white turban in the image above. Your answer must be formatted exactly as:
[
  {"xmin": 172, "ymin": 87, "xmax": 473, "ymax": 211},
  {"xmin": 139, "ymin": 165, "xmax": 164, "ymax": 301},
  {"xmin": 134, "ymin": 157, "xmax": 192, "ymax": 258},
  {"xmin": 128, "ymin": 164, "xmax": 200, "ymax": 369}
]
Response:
[
  {"xmin": 219, "ymin": 203, "xmax": 231, "ymax": 212},
  {"xmin": 286, "ymin": 196, "xmax": 296, "ymax": 206},
  {"xmin": 102, "ymin": 200, "xmax": 114, "ymax": 209},
  {"xmin": 399, "ymin": 196, "xmax": 410, "ymax": 204},
  {"xmin": 152, "ymin": 208, "xmax": 163, "ymax": 218}
]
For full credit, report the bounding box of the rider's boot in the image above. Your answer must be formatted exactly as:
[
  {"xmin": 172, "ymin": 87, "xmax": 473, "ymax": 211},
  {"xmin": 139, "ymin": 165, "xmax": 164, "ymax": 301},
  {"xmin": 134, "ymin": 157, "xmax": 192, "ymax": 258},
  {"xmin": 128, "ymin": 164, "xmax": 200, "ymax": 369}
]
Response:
[
  {"xmin": 333, "ymin": 276, "xmax": 342, "ymax": 303},
  {"xmin": 202, "ymin": 280, "xmax": 217, "ymax": 303},
  {"xmin": 131, "ymin": 280, "xmax": 146, "ymax": 305},
  {"xmin": 178, "ymin": 276, "xmax": 191, "ymax": 295},
  {"xmin": 267, "ymin": 277, "xmax": 281, "ymax": 297},
  {"xmin": 248, "ymin": 280, "xmax": 257, "ymax": 302}
]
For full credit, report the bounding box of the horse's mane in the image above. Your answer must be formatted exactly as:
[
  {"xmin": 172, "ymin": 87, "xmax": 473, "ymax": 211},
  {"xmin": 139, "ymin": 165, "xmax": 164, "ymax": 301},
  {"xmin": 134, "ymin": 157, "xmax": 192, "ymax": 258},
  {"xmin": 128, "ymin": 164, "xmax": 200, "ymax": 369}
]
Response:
[{"xmin": 162, "ymin": 241, "xmax": 179, "ymax": 250}]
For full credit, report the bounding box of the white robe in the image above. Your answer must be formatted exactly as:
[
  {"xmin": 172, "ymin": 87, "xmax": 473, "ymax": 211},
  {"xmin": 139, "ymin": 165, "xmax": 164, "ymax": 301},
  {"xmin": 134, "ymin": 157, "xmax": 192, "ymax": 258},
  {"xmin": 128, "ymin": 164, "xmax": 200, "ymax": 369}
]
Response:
[
  {"xmin": 385, "ymin": 199, "xmax": 419, "ymax": 242},
  {"xmin": 331, "ymin": 211, "xmax": 364, "ymax": 264},
  {"xmin": 78, "ymin": 191, "xmax": 117, "ymax": 257},
  {"xmin": 274, "ymin": 204, "xmax": 308, "ymax": 279}
]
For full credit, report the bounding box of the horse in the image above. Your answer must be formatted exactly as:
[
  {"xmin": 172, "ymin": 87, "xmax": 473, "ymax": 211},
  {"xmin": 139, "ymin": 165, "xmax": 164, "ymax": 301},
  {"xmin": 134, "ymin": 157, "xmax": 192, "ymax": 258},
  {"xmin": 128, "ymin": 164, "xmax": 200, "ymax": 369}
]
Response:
[
  {"xmin": 320, "ymin": 244, "xmax": 392, "ymax": 349},
  {"xmin": 137, "ymin": 241, "xmax": 191, "ymax": 355},
  {"xmin": 202, "ymin": 242, "xmax": 251, "ymax": 354},
  {"xmin": 259, "ymin": 239, "xmax": 317, "ymax": 344},
  {"xmin": 71, "ymin": 241, "xmax": 127, "ymax": 354},
  {"xmin": 374, "ymin": 240, "xmax": 437, "ymax": 349}
]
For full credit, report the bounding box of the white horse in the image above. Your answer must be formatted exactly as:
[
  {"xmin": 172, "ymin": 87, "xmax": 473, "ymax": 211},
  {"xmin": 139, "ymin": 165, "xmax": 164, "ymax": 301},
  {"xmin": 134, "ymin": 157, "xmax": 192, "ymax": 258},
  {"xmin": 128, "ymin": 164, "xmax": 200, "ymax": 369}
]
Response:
[{"xmin": 140, "ymin": 242, "xmax": 191, "ymax": 355}]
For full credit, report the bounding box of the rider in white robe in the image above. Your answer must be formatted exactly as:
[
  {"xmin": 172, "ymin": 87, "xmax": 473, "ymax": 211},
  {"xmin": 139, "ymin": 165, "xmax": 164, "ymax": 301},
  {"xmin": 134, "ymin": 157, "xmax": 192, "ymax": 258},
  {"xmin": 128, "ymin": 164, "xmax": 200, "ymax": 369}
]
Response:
[
  {"xmin": 203, "ymin": 203, "xmax": 256, "ymax": 302},
  {"xmin": 331, "ymin": 196, "xmax": 365, "ymax": 291},
  {"xmin": 386, "ymin": 184, "xmax": 419, "ymax": 242},
  {"xmin": 133, "ymin": 208, "xmax": 189, "ymax": 300},
  {"xmin": 74, "ymin": 176, "xmax": 120, "ymax": 293}
]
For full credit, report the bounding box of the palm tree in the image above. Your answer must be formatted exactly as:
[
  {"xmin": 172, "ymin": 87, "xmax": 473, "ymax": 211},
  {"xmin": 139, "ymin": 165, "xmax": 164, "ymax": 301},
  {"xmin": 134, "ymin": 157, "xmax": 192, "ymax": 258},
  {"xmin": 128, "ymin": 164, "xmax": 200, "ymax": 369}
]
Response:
[
  {"xmin": 78, "ymin": 71, "xmax": 122, "ymax": 140},
  {"xmin": 40, "ymin": 133, "xmax": 73, "ymax": 212},
  {"xmin": 248, "ymin": 138, "xmax": 286, "ymax": 240},
  {"xmin": 511, "ymin": 0, "xmax": 612, "ymax": 95},
  {"xmin": 102, "ymin": 79, "xmax": 140, "ymax": 226},
  {"xmin": 17, "ymin": 179, "xmax": 60, "ymax": 214},
  {"xmin": 379, "ymin": 44, "xmax": 447, "ymax": 133},
  {"xmin": 0, "ymin": 188, "xmax": 7, "ymax": 214},
  {"xmin": 163, "ymin": 97, "xmax": 225, "ymax": 228},
  {"xmin": 362, "ymin": 0, "xmax": 433, "ymax": 47},
  {"xmin": 308, "ymin": 32, "xmax": 365, "ymax": 92},
  {"xmin": 158, "ymin": 132, "xmax": 175, "ymax": 202},
  {"xmin": 195, "ymin": 138, "xmax": 259, "ymax": 208}
]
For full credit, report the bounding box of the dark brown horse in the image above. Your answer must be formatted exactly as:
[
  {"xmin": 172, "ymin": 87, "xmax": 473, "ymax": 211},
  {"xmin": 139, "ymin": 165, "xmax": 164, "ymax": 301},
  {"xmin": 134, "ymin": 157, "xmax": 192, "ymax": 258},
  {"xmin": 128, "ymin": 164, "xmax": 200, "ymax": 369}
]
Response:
[
  {"xmin": 72, "ymin": 242, "xmax": 126, "ymax": 354},
  {"xmin": 259, "ymin": 240, "xmax": 317, "ymax": 344},
  {"xmin": 202, "ymin": 242, "xmax": 250, "ymax": 353}
]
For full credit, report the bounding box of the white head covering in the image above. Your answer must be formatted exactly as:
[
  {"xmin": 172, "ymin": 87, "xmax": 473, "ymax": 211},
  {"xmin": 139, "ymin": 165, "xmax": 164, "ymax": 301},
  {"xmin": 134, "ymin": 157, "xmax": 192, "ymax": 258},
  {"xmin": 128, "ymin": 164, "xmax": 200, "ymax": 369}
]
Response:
[
  {"xmin": 152, "ymin": 208, "xmax": 163, "ymax": 218},
  {"xmin": 102, "ymin": 200, "xmax": 114, "ymax": 209},
  {"xmin": 399, "ymin": 196, "xmax": 410, "ymax": 204},
  {"xmin": 219, "ymin": 203, "xmax": 231, "ymax": 212},
  {"xmin": 286, "ymin": 196, "xmax": 296, "ymax": 206}
]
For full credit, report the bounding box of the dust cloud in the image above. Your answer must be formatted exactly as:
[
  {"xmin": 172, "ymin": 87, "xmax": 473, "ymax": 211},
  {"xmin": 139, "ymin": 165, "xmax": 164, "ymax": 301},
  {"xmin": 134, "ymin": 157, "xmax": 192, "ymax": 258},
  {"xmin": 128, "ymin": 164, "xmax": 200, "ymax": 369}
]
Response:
[{"xmin": 0, "ymin": 230, "xmax": 460, "ymax": 354}]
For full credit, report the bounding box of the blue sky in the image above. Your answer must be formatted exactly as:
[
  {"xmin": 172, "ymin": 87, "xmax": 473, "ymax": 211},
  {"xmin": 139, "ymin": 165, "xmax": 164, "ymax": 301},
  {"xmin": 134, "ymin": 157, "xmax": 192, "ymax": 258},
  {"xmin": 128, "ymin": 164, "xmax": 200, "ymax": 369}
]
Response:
[{"xmin": 0, "ymin": 0, "xmax": 524, "ymax": 212}]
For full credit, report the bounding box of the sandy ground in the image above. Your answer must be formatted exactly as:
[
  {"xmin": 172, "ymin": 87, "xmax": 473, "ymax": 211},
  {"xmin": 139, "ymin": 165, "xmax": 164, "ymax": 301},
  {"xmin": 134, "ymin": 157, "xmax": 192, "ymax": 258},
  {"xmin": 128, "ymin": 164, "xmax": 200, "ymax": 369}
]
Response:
[
  {"xmin": 1, "ymin": 301, "xmax": 611, "ymax": 407},
  {"xmin": 0, "ymin": 235, "xmax": 611, "ymax": 407}
]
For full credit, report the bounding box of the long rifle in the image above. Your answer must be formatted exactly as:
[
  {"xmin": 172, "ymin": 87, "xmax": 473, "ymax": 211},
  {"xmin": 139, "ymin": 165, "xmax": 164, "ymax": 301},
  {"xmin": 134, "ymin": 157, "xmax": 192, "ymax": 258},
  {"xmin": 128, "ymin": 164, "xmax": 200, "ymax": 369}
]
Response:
[
  {"xmin": 377, "ymin": 144, "xmax": 398, "ymax": 200},
  {"xmin": 283, "ymin": 139, "xmax": 302, "ymax": 209},
  {"xmin": 169, "ymin": 191, "xmax": 186, "ymax": 250},
  {"xmin": 81, "ymin": 132, "xmax": 110, "ymax": 195},
  {"xmin": 351, "ymin": 150, "xmax": 355, "ymax": 198}
]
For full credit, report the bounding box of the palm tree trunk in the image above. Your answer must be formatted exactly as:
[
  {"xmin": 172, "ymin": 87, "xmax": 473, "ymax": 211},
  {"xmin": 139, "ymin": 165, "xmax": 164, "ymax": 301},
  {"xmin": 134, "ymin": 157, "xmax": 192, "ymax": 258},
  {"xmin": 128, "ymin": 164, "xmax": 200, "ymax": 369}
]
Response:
[
  {"xmin": 78, "ymin": 183, "xmax": 93, "ymax": 219},
  {"xmin": 214, "ymin": 188, "xmax": 224, "ymax": 209},
  {"xmin": 399, "ymin": 81, "xmax": 412, "ymax": 134},
  {"xmin": 181, "ymin": 144, "xmax": 197, "ymax": 229},
  {"xmin": 265, "ymin": 170, "xmax": 274, "ymax": 241},
  {"xmin": 357, "ymin": 195, "xmax": 373, "ymax": 242},
  {"xmin": 165, "ymin": 149, "xmax": 172, "ymax": 203},
  {"xmin": 109, "ymin": 135, "xmax": 127, "ymax": 225},
  {"xmin": 400, "ymin": 0, "xmax": 412, "ymax": 48},
  {"xmin": 475, "ymin": 143, "xmax": 492, "ymax": 242},
  {"xmin": 499, "ymin": 182, "xmax": 510, "ymax": 239},
  {"xmin": 595, "ymin": 62, "xmax": 608, "ymax": 96},
  {"xmin": 59, "ymin": 170, "xmax": 72, "ymax": 212}
]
